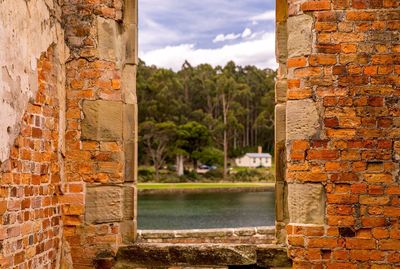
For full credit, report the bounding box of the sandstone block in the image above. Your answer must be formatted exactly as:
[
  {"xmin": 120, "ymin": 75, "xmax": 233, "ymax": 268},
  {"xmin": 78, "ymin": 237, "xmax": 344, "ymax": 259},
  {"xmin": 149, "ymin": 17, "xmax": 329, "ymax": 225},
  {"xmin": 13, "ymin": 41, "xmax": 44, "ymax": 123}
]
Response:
[
  {"xmin": 286, "ymin": 99, "xmax": 319, "ymax": 141},
  {"xmin": 275, "ymin": 79, "xmax": 287, "ymax": 103},
  {"xmin": 82, "ymin": 100, "xmax": 123, "ymax": 141},
  {"xmin": 276, "ymin": 22, "xmax": 288, "ymax": 64},
  {"xmin": 123, "ymin": 185, "xmax": 136, "ymax": 219},
  {"xmin": 97, "ymin": 17, "xmax": 122, "ymax": 64},
  {"xmin": 288, "ymin": 183, "xmax": 325, "ymax": 224},
  {"xmin": 122, "ymin": 65, "xmax": 137, "ymax": 104},
  {"xmin": 85, "ymin": 186, "xmax": 123, "ymax": 224},
  {"xmin": 275, "ymin": 104, "xmax": 286, "ymax": 144},
  {"xmin": 287, "ymin": 14, "xmax": 313, "ymax": 57},
  {"xmin": 124, "ymin": 142, "xmax": 136, "ymax": 182}
]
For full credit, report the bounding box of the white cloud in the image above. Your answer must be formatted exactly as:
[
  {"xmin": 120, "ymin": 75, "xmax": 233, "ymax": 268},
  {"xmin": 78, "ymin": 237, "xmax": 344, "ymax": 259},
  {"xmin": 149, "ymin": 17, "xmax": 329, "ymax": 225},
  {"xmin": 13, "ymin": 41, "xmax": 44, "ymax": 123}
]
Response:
[
  {"xmin": 250, "ymin": 10, "xmax": 275, "ymax": 21},
  {"xmin": 241, "ymin": 28, "xmax": 252, "ymax": 38},
  {"xmin": 213, "ymin": 28, "xmax": 253, "ymax": 43},
  {"xmin": 213, "ymin": 33, "xmax": 241, "ymax": 43},
  {"xmin": 140, "ymin": 32, "xmax": 277, "ymax": 71}
]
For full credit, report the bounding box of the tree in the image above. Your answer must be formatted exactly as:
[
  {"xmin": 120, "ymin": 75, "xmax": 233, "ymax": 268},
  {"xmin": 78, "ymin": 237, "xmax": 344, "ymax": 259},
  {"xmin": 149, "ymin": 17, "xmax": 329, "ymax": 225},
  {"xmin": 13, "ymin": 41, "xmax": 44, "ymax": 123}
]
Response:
[
  {"xmin": 139, "ymin": 121, "xmax": 176, "ymax": 178},
  {"xmin": 216, "ymin": 61, "xmax": 241, "ymax": 179},
  {"xmin": 176, "ymin": 121, "xmax": 211, "ymax": 170},
  {"xmin": 137, "ymin": 59, "xmax": 277, "ymax": 180},
  {"xmin": 195, "ymin": 147, "xmax": 224, "ymax": 167}
]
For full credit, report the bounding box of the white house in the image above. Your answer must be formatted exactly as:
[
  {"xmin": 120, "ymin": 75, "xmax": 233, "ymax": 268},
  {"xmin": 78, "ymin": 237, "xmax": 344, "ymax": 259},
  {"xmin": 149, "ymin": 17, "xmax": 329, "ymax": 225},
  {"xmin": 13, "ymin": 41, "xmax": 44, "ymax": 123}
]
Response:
[{"xmin": 235, "ymin": 151, "xmax": 272, "ymax": 168}]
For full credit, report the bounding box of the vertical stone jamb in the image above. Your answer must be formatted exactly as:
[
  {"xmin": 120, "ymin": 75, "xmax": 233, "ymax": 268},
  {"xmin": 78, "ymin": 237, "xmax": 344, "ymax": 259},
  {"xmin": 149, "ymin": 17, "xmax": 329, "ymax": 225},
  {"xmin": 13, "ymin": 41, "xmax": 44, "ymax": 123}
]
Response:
[
  {"xmin": 62, "ymin": 0, "xmax": 138, "ymax": 267},
  {"xmin": 275, "ymin": 0, "xmax": 289, "ymax": 244}
]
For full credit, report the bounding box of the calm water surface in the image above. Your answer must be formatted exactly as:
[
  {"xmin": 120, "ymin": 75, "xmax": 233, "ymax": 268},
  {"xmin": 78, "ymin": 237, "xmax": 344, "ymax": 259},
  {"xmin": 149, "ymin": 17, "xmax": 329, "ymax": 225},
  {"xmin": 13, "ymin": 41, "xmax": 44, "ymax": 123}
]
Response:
[{"xmin": 138, "ymin": 191, "xmax": 275, "ymax": 230}]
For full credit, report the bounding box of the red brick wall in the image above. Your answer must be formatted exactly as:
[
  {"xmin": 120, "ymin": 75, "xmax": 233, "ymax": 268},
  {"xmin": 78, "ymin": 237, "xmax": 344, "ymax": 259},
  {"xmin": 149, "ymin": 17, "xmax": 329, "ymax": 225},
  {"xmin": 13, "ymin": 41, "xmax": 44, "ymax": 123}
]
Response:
[
  {"xmin": 286, "ymin": 1, "xmax": 400, "ymax": 268},
  {"xmin": 0, "ymin": 47, "xmax": 63, "ymax": 268}
]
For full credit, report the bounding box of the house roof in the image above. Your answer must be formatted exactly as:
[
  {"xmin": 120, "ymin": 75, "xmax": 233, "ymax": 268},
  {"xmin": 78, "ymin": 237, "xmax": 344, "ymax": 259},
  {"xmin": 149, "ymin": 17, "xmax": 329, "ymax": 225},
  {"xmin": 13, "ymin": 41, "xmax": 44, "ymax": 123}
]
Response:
[{"xmin": 244, "ymin": 153, "xmax": 272, "ymax": 158}]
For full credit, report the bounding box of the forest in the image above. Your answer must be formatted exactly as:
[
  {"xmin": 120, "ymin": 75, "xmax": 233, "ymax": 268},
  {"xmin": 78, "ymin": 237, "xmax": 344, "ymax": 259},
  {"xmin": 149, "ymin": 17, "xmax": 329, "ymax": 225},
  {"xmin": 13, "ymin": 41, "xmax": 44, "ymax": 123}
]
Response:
[{"xmin": 137, "ymin": 60, "xmax": 276, "ymax": 179}]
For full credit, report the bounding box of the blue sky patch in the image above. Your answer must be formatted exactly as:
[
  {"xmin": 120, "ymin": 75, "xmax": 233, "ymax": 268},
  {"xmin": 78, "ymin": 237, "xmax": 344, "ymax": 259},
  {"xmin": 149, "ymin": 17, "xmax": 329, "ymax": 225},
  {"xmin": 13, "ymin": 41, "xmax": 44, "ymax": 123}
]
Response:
[{"xmin": 139, "ymin": 0, "xmax": 276, "ymax": 70}]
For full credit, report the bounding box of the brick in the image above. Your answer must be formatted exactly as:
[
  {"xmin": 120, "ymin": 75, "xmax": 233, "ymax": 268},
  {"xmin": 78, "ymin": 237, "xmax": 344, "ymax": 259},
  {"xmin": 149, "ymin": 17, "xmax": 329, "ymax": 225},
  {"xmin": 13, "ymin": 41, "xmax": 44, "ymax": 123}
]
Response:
[
  {"xmin": 288, "ymin": 57, "xmax": 307, "ymax": 68},
  {"xmin": 346, "ymin": 238, "xmax": 376, "ymax": 249},
  {"xmin": 350, "ymin": 250, "xmax": 384, "ymax": 261},
  {"xmin": 308, "ymin": 150, "xmax": 339, "ymax": 160},
  {"xmin": 359, "ymin": 195, "xmax": 390, "ymax": 205},
  {"xmin": 347, "ymin": 11, "xmax": 376, "ymax": 21},
  {"xmin": 327, "ymin": 194, "xmax": 358, "ymax": 204},
  {"xmin": 380, "ymin": 239, "xmax": 400, "ymax": 250},
  {"xmin": 361, "ymin": 217, "xmax": 386, "ymax": 227},
  {"xmin": 308, "ymin": 238, "xmax": 338, "ymax": 248},
  {"xmin": 288, "ymin": 235, "xmax": 305, "ymax": 246},
  {"xmin": 302, "ymin": 1, "xmax": 331, "ymax": 11}
]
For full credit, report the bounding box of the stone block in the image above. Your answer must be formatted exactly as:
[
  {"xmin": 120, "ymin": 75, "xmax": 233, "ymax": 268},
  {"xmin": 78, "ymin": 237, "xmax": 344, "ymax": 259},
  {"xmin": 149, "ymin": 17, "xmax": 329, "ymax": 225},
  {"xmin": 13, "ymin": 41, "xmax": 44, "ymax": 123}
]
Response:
[
  {"xmin": 121, "ymin": 220, "xmax": 137, "ymax": 243},
  {"xmin": 124, "ymin": 142, "xmax": 136, "ymax": 182},
  {"xmin": 123, "ymin": 104, "xmax": 136, "ymax": 141},
  {"xmin": 287, "ymin": 14, "xmax": 313, "ymax": 57},
  {"xmin": 124, "ymin": 24, "xmax": 138, "ymax": 65},
  {"xmin": 123, "ymin": 0, "xmax": 138, "ymax": 25},
  {"xmin": 276, "ymin": 22, "xmax": 288, "ymax": 64},
  {"xmin": 97, "ymin": 17, "xmax": 122, "ymax": 64},
  {"xmin": 286, "ymin": 99, "xmax": 319, "ymax": 141},
  {"xmin": 276, "ymin": 0, "xmax": 288, "ymax": 23},
  {"xmin": 275, "ymin": 181, "xmax": 288, "ymax": 222},
  {"xmin": 275, "ymin": 104, "xmax": 286, "ymax": 144},
  {"xmin": 278, "ymin": 63, "xmax": 288, "ymax": 80},
  {"xmin": 122, "ymin": 65, "xmax": 137, "ymax": 104},
  {"xmin": 85, "ymin": 186, "xmax": 123, "ymax": 224},
  {"xmin": 275, "ymin": 79, "xmax": 287, "ymax": 103},
  {"xmin": 82, "ymin": 100, "xmax": 123, "ymax": 141},
  {"xmin": 288, "ymin": 183, "xmax": 325, "ymax": 224},
  {"xmin": 123, "ymin": 185, "xmax": 136, "ymax": 220}
]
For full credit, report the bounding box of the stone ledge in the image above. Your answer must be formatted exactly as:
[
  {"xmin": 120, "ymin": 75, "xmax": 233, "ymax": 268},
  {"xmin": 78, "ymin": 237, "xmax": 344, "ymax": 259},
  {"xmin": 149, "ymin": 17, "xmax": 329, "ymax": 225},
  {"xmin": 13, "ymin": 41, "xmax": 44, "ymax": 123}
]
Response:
[
  {"xmin": 136, "ymin": 227, "xmax": 276, "ymax": 244},
  {"xmin": 100, "ymin": 243, "xmax": 291, "ymax": 269}
]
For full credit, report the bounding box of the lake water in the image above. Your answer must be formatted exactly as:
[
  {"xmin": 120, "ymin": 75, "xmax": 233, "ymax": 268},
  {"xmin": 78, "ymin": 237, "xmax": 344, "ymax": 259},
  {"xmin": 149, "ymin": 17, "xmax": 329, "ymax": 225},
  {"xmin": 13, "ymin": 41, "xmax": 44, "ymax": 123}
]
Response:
[{"xmin": 138, "ymin": 191, "xmax": 275, "ymax": 230}]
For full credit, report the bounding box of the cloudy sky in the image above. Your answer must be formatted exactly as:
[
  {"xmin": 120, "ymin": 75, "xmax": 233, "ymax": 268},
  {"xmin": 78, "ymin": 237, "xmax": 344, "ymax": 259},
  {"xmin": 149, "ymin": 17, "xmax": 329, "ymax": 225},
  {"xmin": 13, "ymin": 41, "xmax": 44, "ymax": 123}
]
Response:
[{"xmin": 138, "ymin": 0, "xmax": 277, "ymax": 71}]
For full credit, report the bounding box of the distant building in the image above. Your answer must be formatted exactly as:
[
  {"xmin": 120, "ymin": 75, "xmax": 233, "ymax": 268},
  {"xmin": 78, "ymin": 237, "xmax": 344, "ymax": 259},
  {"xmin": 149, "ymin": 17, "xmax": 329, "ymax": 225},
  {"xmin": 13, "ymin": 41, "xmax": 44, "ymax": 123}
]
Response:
[{"xmin": 235, "ymin": 147, "xmax": 272, "ymax": 168}]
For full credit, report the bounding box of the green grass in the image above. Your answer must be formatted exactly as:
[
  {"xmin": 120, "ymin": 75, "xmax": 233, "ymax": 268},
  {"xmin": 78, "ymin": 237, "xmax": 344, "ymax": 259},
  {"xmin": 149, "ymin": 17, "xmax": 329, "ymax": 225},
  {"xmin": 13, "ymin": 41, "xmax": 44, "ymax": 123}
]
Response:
[{"xmin": 138, "ymin": 182, "xmax": 275, "ymax": 190}]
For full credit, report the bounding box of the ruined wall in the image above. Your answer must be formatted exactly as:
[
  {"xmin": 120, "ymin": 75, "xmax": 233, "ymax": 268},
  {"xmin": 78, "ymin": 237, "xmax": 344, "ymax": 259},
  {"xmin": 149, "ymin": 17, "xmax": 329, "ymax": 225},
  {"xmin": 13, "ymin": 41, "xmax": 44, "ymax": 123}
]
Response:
[
  {"xmin": 282, "ymin": 0, "xmax": 400, "ymax": 268},
  {"xmin": 0, "ymin": 0, "xmax": 67, "ymax": 268},
  {"xmin": 61, "ymin": 0, "xmax": 138, "ymax": 267},
  {"xmin": 0, "ymin": 0, "xmax": 66, "ymax": 163}
]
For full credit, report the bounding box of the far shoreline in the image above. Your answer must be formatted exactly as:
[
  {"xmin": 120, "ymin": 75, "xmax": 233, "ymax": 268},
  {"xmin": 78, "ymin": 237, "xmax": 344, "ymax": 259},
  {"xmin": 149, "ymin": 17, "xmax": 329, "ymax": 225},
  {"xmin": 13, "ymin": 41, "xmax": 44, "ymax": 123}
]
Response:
[{"xmin": 138, "ymin": 182, "xmax": 275, "ymax": 194}]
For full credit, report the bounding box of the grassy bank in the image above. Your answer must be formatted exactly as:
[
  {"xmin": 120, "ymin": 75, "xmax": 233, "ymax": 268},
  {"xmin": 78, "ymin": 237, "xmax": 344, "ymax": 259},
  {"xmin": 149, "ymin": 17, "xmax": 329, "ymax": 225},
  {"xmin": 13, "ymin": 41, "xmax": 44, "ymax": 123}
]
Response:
[{"xmin": 138, "ymin": 182, "xmax": 275, "ymax": 190}]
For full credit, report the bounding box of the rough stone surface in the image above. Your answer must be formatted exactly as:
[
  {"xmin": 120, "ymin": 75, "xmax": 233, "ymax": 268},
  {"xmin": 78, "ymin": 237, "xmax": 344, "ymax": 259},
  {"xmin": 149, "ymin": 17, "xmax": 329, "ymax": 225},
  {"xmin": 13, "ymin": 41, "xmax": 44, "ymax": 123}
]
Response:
[
  {"xmin": 85, "ymin": 186, "xmax": 123, "ymax": 224},
  {"xmin": 286, "ymin": 99, "xmax": 319, "ymax": 140},
  {"xmin": 123, "ymin": 185, "xmax": 135, "ymax": 220},
  {"xmin": 82, "ymin": 100, "xmax": 123, "ymax": 141},
  {"xmin": 275, "ymin": 104, "xmax": 286, "ymax": 144},
  {"xmin": 136, "ymin": 227, "xmax": 275, "ymax": 244},
  {"xmin": 110, "ymin": 243, "xmax": 291, "ymax": 268},
  {"xmin": 0, "ymin": 0, "xmax": 65, "ymax": 162},
  {"xmin": 288, "ymin": 183, "xmax": 325, "ymax": 224},
  {"xmin": 276, "ymin": 22, "xmax": 288, "ymax": 63},
  {"xmin": 97, "ymin": 17, "xmax": 123, "ymax": 65},
  {"xmin": 275, "ymin": 79, "xmax": 287, "ymax": 103},
  {"xmin": 287, "ymin": 14, "xmax": 313, "ymax": 58}
]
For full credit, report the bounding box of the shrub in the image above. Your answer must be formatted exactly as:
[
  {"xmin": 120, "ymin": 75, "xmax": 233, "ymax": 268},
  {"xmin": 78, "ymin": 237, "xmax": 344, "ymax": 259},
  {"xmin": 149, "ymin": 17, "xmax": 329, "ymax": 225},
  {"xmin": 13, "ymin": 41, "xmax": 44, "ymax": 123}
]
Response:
[
  {"xmin": 204, "ymin": 168, "xmax": 224, "ymax": 179},
  {"xmin": 138, "ymin": 168, "xmax": 155, "ymax": 182},
  {"xmin": 233, "ymin": 168, "xmax": 262, "ymax": 182}
]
